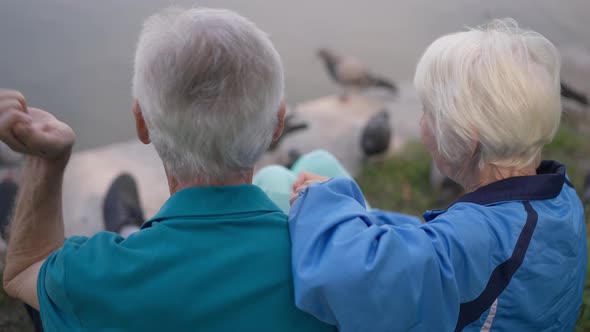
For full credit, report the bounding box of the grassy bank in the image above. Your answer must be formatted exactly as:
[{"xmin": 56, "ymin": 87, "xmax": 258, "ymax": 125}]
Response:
[{"xmin": 356, "ymin": 123, "xmax": 590, "ymax": 331}]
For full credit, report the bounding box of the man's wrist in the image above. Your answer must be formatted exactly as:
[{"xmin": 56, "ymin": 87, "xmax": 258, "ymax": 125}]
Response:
[
  {"xmin": 25, "ymin": 150, "xmax": 71, "ymax": 177},
  {"xmin": 4, "ymin": 153, "xmax": 69, "ymax": 284}
]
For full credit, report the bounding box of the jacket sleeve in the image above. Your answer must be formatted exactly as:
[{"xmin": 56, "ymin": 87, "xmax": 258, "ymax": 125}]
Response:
[
  {"xmin": 288, "ymin": 177, "xmax": 494, "ymax": 331},
  {"xmin": 368, "ymin": 209, "xmax": 423, "ymax": 226}
]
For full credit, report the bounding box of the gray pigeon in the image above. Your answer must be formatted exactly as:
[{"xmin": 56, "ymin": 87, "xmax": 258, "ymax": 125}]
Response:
[
  {"xmin": 430, "ymin": 161, "xmax": 463, "ymax": 204},
  {"xmin": 318, "ymin": 48, "xmax": 397, "ymax": 100},
  {"xmin": 360, "ymin": 110, "xmax": 391, "ymax": 157},
  {"xmin": 284, "ymin": 149, "xmax": 302, "ymax": 169},
  {"xmin": 439, "ymin": 177, "xmax": 464, "ymax": 204},
  {"xmin": 268, "ymin": 112, "xmax": 309, "ymax": 151},
  {"xmin": 561, "ymin": 81, "xmax": 588, "ymax": 106}
]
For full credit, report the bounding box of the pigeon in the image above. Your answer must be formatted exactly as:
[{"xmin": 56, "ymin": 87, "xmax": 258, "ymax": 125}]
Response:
[
  {"xmin": 561, "ymin": 81, "xmax": 588, "ymax": 106},
  {"xmin": 318, "ymin": 48, "xmax": 397, "ymax": 100},
  {"xmin": 360, "ymin": 110, "xmax": 392, "ymax": 157},
  {"xmin": 439, "ymin": 176, "xmax": 464, "ymax": 204},
  {"xmin": 284, "ymin": 149, "xmax": 302, "ymax": 169},
  {"xmin": 268, "ymin": 112, "xmax": 309, "ymax": 151},
  {"xmin": 430, "ymin": 161, "xmax": 463, "ymax": 204}
]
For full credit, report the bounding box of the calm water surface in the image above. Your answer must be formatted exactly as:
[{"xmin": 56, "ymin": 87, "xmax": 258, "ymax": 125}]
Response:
[{"xmin": 1, "ymin": 0, "xmax": 588, "ymax": 149}]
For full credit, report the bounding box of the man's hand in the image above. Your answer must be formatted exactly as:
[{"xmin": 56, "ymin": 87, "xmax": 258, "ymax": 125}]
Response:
[
  {"xmin": 0, "ymin": 89, "xmax": 75, "ymax": 310},
  {"xmin": 289, "ymin": 172, "xmax": 330, "ymax": 206},
  {"xmin": 0, "ymin": 89, "xmax": 31, "ymax": 152},
  {"xmin": 0, "ymin": 89, "xmax": 75, "ymax": 162}
]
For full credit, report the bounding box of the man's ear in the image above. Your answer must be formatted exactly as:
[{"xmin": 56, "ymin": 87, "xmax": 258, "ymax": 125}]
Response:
[
  {"xmin": 133, "ymin": 101, "xmax": 151, "ymax": 145},
  {"xmin": 272, "ymin": 102, "xmax": 286, "ymax": 142}
]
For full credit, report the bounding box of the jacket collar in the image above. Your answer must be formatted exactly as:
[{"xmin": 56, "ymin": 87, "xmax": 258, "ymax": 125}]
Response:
[
  {"xmin": 456, "ymin": 160, "xmax": 569, "ymax": 205},
  {"xmin": 141, "ymin": 184, "xmax": 282, "ymax": 229},
  {"xmin": 424, "ymin": 160, "xmax": 570, "ymax": 221}
]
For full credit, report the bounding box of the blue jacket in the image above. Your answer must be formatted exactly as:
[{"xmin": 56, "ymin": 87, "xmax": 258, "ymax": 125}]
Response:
[{"xmin": 289, "ymin": 161, "xmax": 587, "ymax": 331}]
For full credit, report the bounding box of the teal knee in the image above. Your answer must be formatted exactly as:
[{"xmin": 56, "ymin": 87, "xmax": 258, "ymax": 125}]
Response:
[
  {"xmin": 253, "ymin": 165, "xmax": 296, "ymax": 214},
  {"xmin": 290, "ymin": 150, "xmax": 370, "ymax": 209},
  {"xmin": 291, "ymin": 149, "xmax": 352, "ymax": 179}
]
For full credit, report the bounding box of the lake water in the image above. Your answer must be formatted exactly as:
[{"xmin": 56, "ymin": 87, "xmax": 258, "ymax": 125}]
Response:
[{"xmin": 1, "ymin": 0, "xmax": 589, "ymax": 150}]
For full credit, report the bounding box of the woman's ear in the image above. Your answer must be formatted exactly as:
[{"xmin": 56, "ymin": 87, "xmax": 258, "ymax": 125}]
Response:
[
  {"xmin": 272, "ymin": 101, "xmax": 286, "ymax": 142},
  {"xmin": 133, "ymin": 101, "xmax": 151, "ymax": 144},
  {"xmin": 467, "ymin": 126, "xmax": 480, "ymax": 160}
]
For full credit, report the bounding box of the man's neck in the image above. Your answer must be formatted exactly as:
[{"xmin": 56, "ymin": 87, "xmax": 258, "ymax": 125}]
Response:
[{"xmin": 166, "ymin": 169, "xmax": 255, "ymax": 195}]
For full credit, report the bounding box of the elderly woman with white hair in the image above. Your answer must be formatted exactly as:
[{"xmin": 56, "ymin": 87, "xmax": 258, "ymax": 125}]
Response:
[{"xmin": 277, "ymin": 20, "xmax": 588, "ymax": 331}]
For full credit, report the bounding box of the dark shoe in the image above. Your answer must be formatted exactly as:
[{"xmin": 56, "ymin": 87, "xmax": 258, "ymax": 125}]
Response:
[
  {"xmin": 103, "ymin": 174, "xmax": 145, "ymax": 233},
  {"xmin": 0, "ymin": 180, "xmax": 18, "ymax": 240},
  {"xmin": 24, "ymin": 304, "xmax": 44, "ymax": 332}
]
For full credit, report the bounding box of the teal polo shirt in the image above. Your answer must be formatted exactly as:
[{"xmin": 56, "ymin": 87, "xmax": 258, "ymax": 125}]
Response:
[{"xmin": 37, "ymin": 185, "xmax": 336, "ymax": 332}]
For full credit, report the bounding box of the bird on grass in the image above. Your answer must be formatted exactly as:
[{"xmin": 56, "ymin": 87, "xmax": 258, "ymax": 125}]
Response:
[
  {"xmin": 284, "ymin": 149, "xmax": 302, "ymax": 169},
  {"xmin": 268, "ymin": 112, "xmax": 309, "ymax": 151},
  {"xmin": 360, "ymin": 110, "xmax": 391, "ymax": 158},
  {"xmin": 561, "ymin": 81, "xmax": 588, "ymax": 106},
  {"xmin": 439, "ymin": 177, "xmax": 464, "ymax": 204},
  {"xmin": 318, "ymin": 48, "xmax": 397, "ymax": 102},
  {"xmin": 430, "ymin": 161, "xmax": 463, "ymax": 204}
]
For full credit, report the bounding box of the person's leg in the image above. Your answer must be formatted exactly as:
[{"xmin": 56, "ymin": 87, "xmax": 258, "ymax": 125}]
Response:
[
  {"xmin": 103, "ymin": 173, "xmax": 145, "ymax": 236},
  {"xmin": 254, "ymin": 150, "xmax": 365, "ymax": 212},
  {"xmin": 253, "ymin": 165, "xmax": 297, "ymax": 214},
  {"xmin": 291, "ymin": 149, "xmax": 370, "ymax": 208},
  {"xmin": 290, "ymin": 149, "xmax": 352, "ymax": 179}
]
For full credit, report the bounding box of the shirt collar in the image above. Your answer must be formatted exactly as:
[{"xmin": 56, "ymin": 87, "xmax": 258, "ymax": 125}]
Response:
[
  {"xmin": 141, "ymin": 184, "xmax": 282, "ymax": 229},
  {"xmin": 423, "ymin": 160, "xmax": 570, "ymax": 222}
]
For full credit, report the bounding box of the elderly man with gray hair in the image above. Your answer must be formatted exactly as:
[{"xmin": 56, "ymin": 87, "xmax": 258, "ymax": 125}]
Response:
[{"xmin": 0, "ymin": 7, "xmax": 335, "ymax": 332}]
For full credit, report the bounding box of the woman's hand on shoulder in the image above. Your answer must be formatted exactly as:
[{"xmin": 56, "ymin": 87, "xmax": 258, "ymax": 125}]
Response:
[{"xmin": 289, "ymin": 172, "xmax": 330, "ymax": 206}]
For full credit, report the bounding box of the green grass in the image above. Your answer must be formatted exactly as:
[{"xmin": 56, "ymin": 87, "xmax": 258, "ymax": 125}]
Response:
[{"xmin": 356, "ymin": 124, "xmax": 590, "ymax": 331}]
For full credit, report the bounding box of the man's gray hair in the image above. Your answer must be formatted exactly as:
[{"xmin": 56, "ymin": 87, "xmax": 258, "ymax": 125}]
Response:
[
  {"xmin": 414, "ymin": 18, "xmax": 561, "ymax": 170},
  {"xmin": 132, "ymin": 7, "xmax": 284, "ymax": 183}
]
